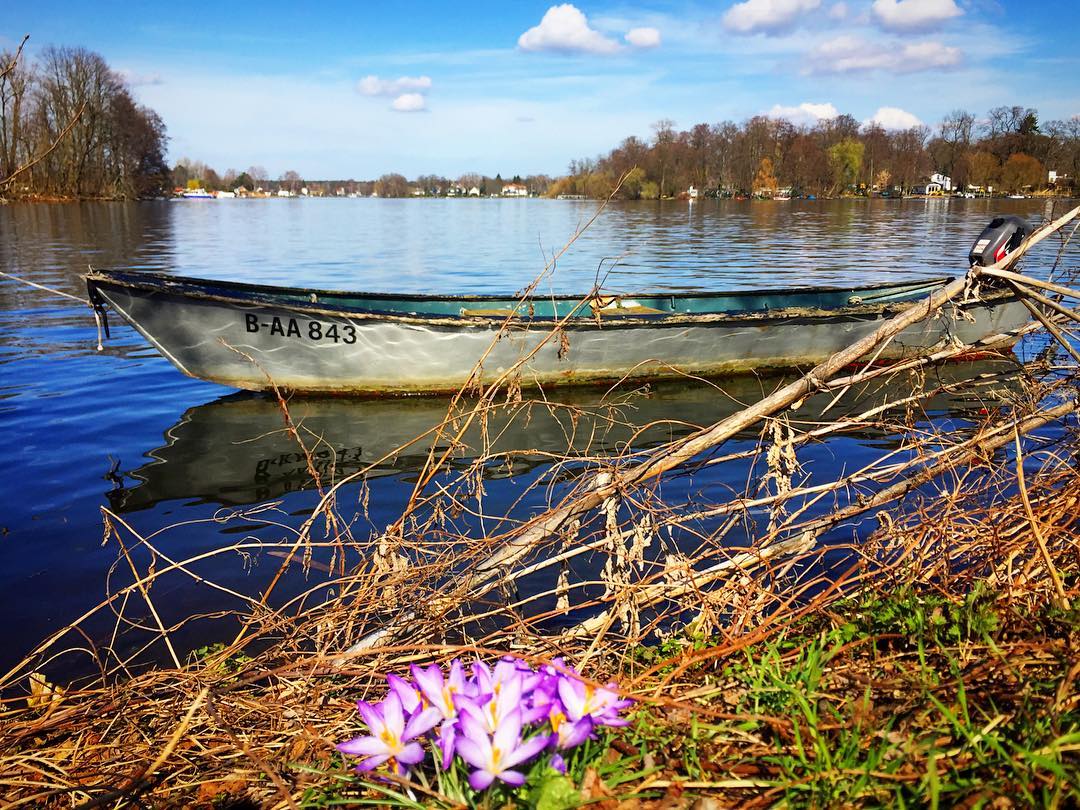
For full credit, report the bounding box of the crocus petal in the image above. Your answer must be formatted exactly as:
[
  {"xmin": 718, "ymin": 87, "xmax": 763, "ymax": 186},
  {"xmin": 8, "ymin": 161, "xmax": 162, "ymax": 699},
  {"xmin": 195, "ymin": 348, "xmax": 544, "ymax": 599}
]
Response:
[
  {"xmin": 559, "ymin": 718, "xmax": 593, "ymax": 749},
  {"xmin": 550, "ymin": 753, "xmax": 567, "ymax": 774},
  {"xmin": 448, "ymin": 659, "xmax": 468, "ymax": 692},
  {"xmin": 457, "ymin": 699, "xmax": 492, "ymax": 733},
  {"xmin": 404, "ymin": 706, "xmax": 442, "ymax": 740},
  {"xmin": 382, "ymin": 692, "xmax": 405, "ymax": 740},
  {"xmin": 499, "ymin": 769, "xmax": 527, "ymax": 787},
  {"xmin": 597, "ymin": 715, "xmax": 630, "ymax": 727},
  {"xmin": 557, "ymin": 677, "xmax": 586, "ymax": 720},
  {"xmin": 468, "ymin": 769, "xmax": 496, "ymax": 791},
  {"xmin": 491, "ymin": 709, "xmax": 523, "ymax": 757},
  {"xmin": 471, "ymin": 661, "xmax": 493, "ymax": 691},
  {"xmin": 437, "ymin": 720, "xmax": 457, "ymax": 770},
  {"xmin": 522, "ymin": 703, "xmax": 549, "ymax": 725},
  {"xmin": 337, "ymin": 736, "xmax": 389, "ymax": 757},
  {"xmin": 504, "ymin": 732, "xmax": 553, "ymax": 768},
  {"xmin": 496, "ymin": 674, "xmax": 523, "ymax": 714},
  {"xmin": 387, "ymin": 673, "xmax": 421, "ymax": 714},
  {"xmin": 455, "ymin": 737, "xmax": 489, "ymax": 770},
  {"xmin": 459, "ymin": 710, "xmax": 494, "ymax": 746},
  {"xmin": 397, "ymin": 741, "xmax": 426, "ymax": 766},
  {"xmin": 411, "ymin": 663, "xmax": 446, "ymax": 711},
  {"xmin": 355, "ymin": 700, "xmax": 385, "ymax": 734},
  {"xmin": 354, "ymin": 753, "xmax": 390, "ymax": 772}
]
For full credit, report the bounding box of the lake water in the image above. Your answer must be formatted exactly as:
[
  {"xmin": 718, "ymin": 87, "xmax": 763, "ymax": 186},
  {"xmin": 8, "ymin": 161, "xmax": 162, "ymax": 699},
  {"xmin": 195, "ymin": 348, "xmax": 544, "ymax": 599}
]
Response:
[{"xmin": 0, "ymin": 196, "xmax": 1066, "ymax": 680}]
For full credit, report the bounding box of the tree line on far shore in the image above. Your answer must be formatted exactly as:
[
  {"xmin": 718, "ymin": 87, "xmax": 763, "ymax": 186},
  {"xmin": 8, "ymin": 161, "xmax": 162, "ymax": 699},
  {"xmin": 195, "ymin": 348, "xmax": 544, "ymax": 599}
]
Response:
[
  {"xmin": 549, "ymin": 110, "xmax": 1079, "ymax": 200},
  {"xmin": 175, "ymin": 107, "xmax": 1079, "ymax": 202},
  {"xmin": 0, "ymin": 41, "xmax": 170, "ymax": 199},
  {"xmin": 169, "ymin": 161, "xmax": 556, "ymax": 200}
]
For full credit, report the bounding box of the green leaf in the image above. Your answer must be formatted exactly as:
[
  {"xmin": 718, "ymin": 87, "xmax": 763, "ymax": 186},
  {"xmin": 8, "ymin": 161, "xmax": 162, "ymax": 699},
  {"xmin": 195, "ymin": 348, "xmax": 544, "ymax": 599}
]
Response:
[{"xmin": 529, "ymin": 773, "xmax": 581, "ymax": 810}]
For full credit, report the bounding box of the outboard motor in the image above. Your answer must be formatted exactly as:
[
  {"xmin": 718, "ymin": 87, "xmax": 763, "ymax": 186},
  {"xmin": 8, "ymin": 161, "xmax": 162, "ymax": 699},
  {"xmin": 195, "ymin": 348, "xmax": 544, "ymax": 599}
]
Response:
[{"xmin": 969, "ymin": 215, "xmax": 1030, "ymax": 267}]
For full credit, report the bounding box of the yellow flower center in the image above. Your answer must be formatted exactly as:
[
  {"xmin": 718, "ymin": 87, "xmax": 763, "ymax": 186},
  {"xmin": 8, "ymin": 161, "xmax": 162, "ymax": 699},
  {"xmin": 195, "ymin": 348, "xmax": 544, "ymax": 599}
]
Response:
[{"xmin": 551, "ymin": 710, "xmax": 565, "ymax": 733}]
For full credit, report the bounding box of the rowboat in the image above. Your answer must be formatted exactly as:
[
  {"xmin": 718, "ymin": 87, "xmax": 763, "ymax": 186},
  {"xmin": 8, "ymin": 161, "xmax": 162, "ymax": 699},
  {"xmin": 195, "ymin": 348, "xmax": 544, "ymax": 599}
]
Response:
[{"xmin": 84, "ymin": 269, "xmax": 1029, "ymax": 395}]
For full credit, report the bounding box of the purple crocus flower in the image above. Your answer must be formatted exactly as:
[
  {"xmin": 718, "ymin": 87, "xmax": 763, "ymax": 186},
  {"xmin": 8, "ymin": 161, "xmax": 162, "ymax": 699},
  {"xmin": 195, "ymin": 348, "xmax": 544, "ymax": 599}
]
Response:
[
  {"xmin": 549, "ymin": 753, "xmax": 567, "ymax": 774},
  {"xmin": 411, "ymin": 660, "xmax": 474, "ymax": 769},
  {"xmin": 386, "ymin": 673, "xmax": 422, "ymax": 714},
  {"xmin": 337, "ymin": 692, "xmax": 441, "ymax": 775},
  {"xmin": 457, "ymin": 669, "xmax": 524, "ymax": 734},
  {"xmin": 455, "ymin": 708, "xmax": 552, "ymax": 790},
  {"xmin": 557, "ymin": 676, "xmax": 632, "ymax": 728},
  {"xmin": 411, "ymin": 660, "xmax": 473, "ymax": 719},
  {"xmin": 548, "ymin": 705, "xmax": 593, "ymax": 750}
]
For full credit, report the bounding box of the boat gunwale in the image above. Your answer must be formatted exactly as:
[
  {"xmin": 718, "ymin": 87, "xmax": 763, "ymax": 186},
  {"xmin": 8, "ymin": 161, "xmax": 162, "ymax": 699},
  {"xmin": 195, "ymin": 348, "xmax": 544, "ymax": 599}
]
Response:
[
  {"xmin": 85, "ymin": 267, "xmax": 946, "ymax": 303},
  {"xmin": 84, "ymin": 269, "xmax": 1017, "ymax": 329}
]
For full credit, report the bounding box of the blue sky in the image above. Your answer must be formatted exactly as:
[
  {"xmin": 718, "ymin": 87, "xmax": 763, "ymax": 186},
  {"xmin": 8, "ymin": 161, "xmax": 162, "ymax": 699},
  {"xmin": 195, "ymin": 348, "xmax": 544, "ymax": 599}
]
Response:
[{"xmin": 3, "ymin": 1, "xmax": 1077, "ymax": 179}]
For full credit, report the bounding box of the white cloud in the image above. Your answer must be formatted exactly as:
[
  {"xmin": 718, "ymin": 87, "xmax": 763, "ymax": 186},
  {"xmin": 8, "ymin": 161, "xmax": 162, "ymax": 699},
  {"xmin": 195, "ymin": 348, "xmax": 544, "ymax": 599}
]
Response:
[
  {"xmin": 863, "ymin": 106, "xmax": 923, "ymax": 129},
  {"xmin": 768, "ymin": 101, "xmax": 839, "ymax": 125},
  {"xmin": 806, "ymin": 35, "xmax": 962, "ymax": 73},
  {"xmin": 723, "ymin": 0, "xmax": 821, "ymax": 35},
  {"xmin": 871, "ymin": 0, "xmax": 963, "ymax": 31},
  {"xmin": 116, "ymin": 69, "xmax": 164, "ymax": 87},
  {"xmin": 390, "ymin": 93, "xmax": 426, "ymax": 112},
  {"xmin": 828, "ymin": 2, "xmax": 848, "ymax": 19},
  {"xmin": 625, "ymin": 27, "xmax": 662, "ymax": 48},
  {"xmin": 518, "ymin": 4, "xmax": 621, "ymax": 55},
  {"xmin": 357, "ymin": 75, "xmax": 432, "ymax": 97}
]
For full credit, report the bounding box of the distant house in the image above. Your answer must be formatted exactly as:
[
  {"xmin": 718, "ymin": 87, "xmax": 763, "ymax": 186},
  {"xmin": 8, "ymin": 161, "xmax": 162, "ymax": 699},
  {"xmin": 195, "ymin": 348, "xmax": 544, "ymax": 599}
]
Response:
[
  {"xmin": 930, "ymin": 173, "xmax": 953, "ymax": 192},
  {"xmin": 912, "ymin": 177, "xmax": 946, "ymax": 195},
  {"xmin": 501, "ymin": 182, "xmax": 528, "ymax": 197},
  {"xmin": 468, "ymin": 186, "xmax": 481, "ymax": 197},
  {"xmin": 277, "ymin": 189, "xmax": 293, "ymax": 197}
]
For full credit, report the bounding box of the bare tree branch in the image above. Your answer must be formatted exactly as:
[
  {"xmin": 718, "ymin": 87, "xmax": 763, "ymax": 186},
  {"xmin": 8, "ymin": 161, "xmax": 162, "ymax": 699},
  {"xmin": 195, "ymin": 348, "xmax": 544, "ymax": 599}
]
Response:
[{"xmin": 0, "ymin": 99, "xmax": 86, "ymax": 191}]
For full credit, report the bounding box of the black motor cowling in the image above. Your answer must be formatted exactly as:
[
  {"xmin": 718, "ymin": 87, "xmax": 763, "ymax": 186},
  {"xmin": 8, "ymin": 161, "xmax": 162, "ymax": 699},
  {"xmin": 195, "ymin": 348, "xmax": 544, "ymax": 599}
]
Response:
[{"xmin": 969, "ymin": 215, "xmax": 1030, "ymax": 266}]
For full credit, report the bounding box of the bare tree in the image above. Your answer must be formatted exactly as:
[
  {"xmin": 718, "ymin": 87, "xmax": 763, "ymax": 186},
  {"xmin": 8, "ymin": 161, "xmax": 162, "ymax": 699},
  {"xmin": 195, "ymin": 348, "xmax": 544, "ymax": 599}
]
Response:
[
  {"xmin": 280, "ymin": 169, "xmax": 302, "ymax": 193},
  {"xmin": 650, "ymin": 119, "xmax": 676, "ymax": 198},
  {"xmin": 374, "ymin": 173, "xmax": 409, "ymax": 197},
  {"xmin": 0, "ymin": 37, "xmax": 32, "ymax": 182}
]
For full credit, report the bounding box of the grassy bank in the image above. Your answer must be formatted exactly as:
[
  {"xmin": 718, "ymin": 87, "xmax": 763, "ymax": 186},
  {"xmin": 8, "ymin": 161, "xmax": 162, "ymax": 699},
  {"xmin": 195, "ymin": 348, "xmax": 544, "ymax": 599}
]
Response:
[{"xmin": 291, "ymin": 509, "xmax": 1078, "ymax": 809}]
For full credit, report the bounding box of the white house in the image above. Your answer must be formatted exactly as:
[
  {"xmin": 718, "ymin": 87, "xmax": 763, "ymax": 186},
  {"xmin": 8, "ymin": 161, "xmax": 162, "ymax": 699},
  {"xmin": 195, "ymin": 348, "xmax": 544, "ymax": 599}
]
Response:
[
  {"xmin": 468, "ymin": 186, "xmax": 481, "ymax": 197},
  {"xmin": 929, "ymin": 173, "xmax": 953, "ymax": 192},
  {"xmin": 501, "ymin": 182, "xmax": 528, "ymax": 197}
]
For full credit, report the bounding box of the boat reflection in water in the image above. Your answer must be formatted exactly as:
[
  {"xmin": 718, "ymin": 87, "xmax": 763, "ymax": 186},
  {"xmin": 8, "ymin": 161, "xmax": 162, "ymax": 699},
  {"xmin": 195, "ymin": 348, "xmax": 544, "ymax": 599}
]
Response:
[{"xmin": 109, "ymin": 362, "xmax": 1022, "ymax": 514}]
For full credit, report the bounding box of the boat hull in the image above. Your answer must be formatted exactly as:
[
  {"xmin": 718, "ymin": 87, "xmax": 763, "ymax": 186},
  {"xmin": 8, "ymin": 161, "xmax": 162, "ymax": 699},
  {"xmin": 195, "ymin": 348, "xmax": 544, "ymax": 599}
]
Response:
[{"xmin": 87, "ymin": 275, "xmax": 1030, "ymax": 394}]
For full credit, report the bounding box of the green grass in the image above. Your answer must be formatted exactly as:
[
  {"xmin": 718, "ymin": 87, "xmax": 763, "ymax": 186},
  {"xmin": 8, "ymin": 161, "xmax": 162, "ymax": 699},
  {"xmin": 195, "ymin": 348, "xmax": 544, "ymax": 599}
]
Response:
[{"xmin": 295, "ymin": 586, "xmax": 1078, "ymax": 808}]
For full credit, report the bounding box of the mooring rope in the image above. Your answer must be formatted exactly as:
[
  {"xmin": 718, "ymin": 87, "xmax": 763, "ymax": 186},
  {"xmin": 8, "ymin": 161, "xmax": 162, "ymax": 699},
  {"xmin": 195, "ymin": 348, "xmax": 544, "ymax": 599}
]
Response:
[{"xmin": 0, "ymin": 268, "xmax": 105, "ymax": 350}]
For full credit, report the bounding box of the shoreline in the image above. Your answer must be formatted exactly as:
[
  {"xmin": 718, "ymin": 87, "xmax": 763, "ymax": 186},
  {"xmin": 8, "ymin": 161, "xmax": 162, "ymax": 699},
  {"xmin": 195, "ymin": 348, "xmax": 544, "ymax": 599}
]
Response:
[{"xmin": 3, "ymin": 191, "xmax": 1076, "ymax": 204}]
